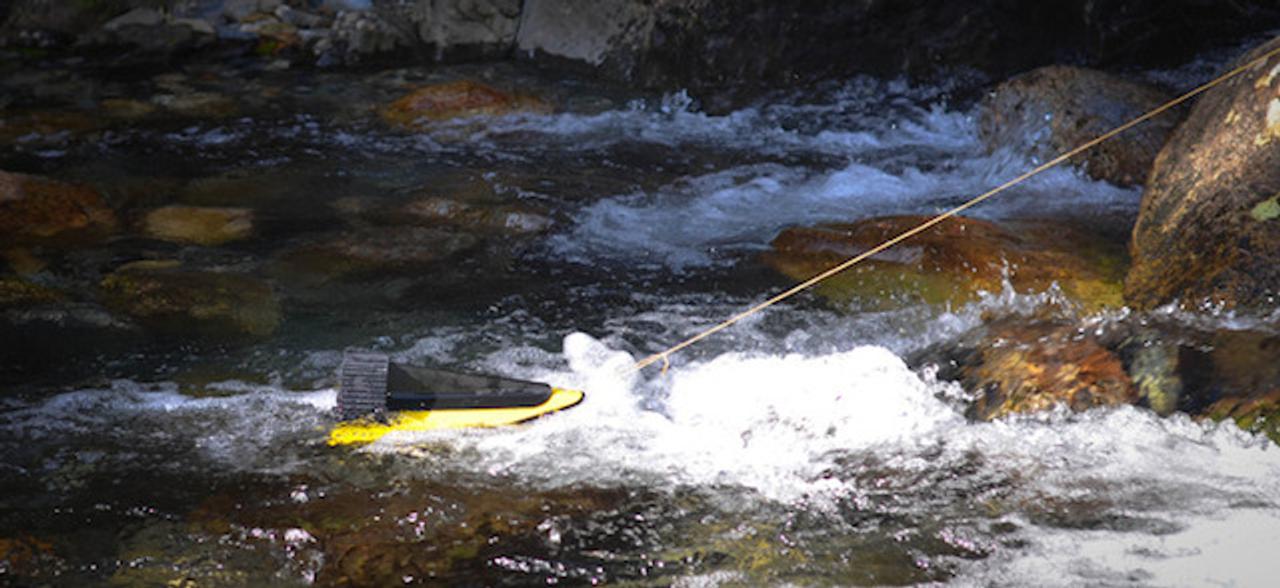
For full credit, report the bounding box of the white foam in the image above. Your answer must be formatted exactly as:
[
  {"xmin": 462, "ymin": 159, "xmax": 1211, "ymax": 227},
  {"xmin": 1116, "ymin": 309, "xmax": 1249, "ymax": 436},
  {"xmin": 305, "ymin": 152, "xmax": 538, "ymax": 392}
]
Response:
[{"xmin": 368, "ymin": 333, "xmax": 964, "ymax": 503}]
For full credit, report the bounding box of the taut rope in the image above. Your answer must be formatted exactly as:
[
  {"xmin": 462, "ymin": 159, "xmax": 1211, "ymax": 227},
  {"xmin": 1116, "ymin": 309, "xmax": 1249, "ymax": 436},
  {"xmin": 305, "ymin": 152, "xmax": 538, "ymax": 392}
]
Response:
[{"xmin": 627, "ymin": 43, "xmax": 1280, "ymax": 375}]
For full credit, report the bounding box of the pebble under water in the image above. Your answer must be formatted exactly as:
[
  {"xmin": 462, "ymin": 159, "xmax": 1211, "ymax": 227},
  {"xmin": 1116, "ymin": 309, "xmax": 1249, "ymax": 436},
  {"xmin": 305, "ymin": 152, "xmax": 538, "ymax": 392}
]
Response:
[{"xmin": 2, "ymin": 55, "xmax": 1279, "ymax": 586}]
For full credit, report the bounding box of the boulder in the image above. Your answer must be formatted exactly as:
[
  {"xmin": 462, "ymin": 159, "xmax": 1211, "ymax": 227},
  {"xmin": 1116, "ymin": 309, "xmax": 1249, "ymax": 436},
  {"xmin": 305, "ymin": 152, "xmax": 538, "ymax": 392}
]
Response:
[
  {"xmin": 0, "ymin": 170, "xmax": 117, "ymax": 247},
  {"xmin": 142, "ymin": 205, "xmax": 254, "ymax": 246},
  {"xmin": 952, "ymin": 320, "xmax": 1137, "ymax": 420},
  {"xmin": 978, "ymin": 65, "xmax": 1177, "ymax": 186},
  {"xmin": 380, "ymin": 80, "xmax": 550, "ymax": 130},
  {"xmin": 99, "ymin": 260, "xmax": 281, "ymax": 339},
  {"xmin": 763, "ymin": 215, "xmax": 1126, "ymax": 312},
  {"xmin": 515, "ymin": 0, "xmax": 1280, "ymax": 96},
  {"xmin": 411, "ymin": 0, "xmax": 521, "ymax": 58},
  {"xmin": 1125, "ymin": 36, "xmax": 1280, "ymax": 311}
]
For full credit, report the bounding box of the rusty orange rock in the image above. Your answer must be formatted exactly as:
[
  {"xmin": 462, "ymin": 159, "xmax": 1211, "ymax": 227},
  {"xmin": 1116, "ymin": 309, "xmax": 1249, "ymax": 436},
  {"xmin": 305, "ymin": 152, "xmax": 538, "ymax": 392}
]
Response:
[
  {"xmin": 0, "ymin": 170, "xmax": 118, "ymax": 247},
  {"xmin": 380, "ymin": 80, "xmax": 550, "ymax": 130},
  {"xmin": 962, "ymin": 321, "xmax": 1137, "ymax": 420}
]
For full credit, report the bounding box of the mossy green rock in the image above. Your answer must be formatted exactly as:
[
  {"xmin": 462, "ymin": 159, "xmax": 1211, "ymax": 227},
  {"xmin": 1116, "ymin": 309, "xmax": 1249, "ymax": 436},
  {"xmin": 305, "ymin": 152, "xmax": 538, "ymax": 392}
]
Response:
[
  {"xmin": 1205, "ymin": 391, "xmax": 1280, "ymax": 445},
  {"xmin": 764, "ymin": 215, "xmax": 1126, "ymax": 312},
  {"xmin": 100, "ymin": 260, "xmax": 281, "ymax": 339}
]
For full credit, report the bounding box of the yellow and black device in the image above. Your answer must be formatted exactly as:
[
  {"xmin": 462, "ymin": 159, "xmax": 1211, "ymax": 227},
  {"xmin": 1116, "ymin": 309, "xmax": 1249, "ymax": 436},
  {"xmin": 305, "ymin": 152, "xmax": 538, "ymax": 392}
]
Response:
[{"xmin": 328, "ymin": 350, "xmax": 584, "ymax": 446}]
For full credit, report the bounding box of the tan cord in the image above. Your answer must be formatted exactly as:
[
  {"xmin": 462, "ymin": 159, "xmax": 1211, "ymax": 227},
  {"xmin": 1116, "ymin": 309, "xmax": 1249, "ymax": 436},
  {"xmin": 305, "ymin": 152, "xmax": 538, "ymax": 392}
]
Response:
[{"xmin": 626, "ymin": 43, "xmax": 1280, "ymax": 375}]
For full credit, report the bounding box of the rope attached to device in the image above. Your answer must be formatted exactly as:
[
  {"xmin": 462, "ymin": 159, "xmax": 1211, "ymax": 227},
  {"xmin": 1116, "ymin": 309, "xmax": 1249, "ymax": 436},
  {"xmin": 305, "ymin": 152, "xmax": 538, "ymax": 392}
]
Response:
[{"xmin": 626, "ymin": 43, "xmax": 1280, "ymax": 375}]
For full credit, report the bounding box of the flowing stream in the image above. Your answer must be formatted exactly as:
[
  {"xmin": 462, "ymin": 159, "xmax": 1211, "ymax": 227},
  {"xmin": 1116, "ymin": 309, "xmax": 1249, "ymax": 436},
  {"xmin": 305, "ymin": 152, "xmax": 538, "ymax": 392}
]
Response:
[{"xmin": 2, "ymin": 53, "xmax": 1278, "ymax": 586}]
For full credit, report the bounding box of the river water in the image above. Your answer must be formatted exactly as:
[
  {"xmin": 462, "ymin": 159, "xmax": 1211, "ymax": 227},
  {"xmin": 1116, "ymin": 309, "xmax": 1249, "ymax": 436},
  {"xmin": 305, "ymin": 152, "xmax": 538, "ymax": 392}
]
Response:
[{"xmin": 2, "ymin": 54, "xmax": 1278, "ymax": 586}]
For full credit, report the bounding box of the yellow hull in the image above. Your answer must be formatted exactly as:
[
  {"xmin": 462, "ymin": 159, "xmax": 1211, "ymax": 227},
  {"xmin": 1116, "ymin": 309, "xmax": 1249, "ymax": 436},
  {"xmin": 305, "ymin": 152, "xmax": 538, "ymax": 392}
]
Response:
[{"xmin": 328, "ymin": 388, "xmax": 584, "ymax": 446}]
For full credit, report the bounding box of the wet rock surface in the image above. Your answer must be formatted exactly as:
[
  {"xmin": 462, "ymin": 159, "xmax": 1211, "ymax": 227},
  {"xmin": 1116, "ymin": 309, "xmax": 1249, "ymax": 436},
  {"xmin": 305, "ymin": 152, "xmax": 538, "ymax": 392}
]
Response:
[
  {"xmin": 272, "ymin": 227, "xmax": 480, "ymax": 283},
  {"xmin": 0, "ymin": 170, "xmax": 118, "ymax": 247},
  {"xmin": 380, "ymin": 79, "xmax": 551, "ymax": 130},
  {"xmin": 764, "ymin": 215, "xmax": 1127, "ymax": 312},
  {"xmin": 946, "ymin": 319, "xmax": 1136, "ymax": 421},
  {"xmin": 142, "ymin": 205, "xmax": 255, "ymax": 246},
  {"xmin": 99, "ymin": 260, "xmax": 281, "ymax": 340},
  {"xmin": 1126, "ymin": 35, "xmax": 1280, "ymax": 311},
  {"xmin": 978, "ymin": 65, "xmax": 1177, "ymax": 186}
]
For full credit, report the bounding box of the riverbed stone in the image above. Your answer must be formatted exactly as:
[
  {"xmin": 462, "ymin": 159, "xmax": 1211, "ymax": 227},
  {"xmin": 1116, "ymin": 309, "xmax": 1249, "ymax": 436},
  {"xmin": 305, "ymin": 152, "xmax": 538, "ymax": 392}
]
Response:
[
  {"xmin": 763, "ymin": 215, "xmax": 1126, "ymax": 312},
  {"xmin": 956, "ymin": 320, "xmax": 1137, "ymax": 420},
  {"xmin": 399, "ymin": 197, "xmax": 554, "ymax": 235},
  {"xmin": 0, "ymin": 275, "xmax": 64, "ymax": 308},
  {"xmin": 99, "ymin": 260, "xmax": 281, "ymax": 339},
  {"xmin": 151, "ymin": 91, "xmax": 238, "ymax": 118},
  {"xmin": 272, "ymin": 227, "xmax": 479, "ymax": 283},
  {"xmin": 142, "ymin": 205, "xmax": 255, "ymax": 246},
  {"xmin": 978, "ymin": 65, "xmax": 1177, "ymax": 186},
  {"xmin": 380, "ymin": 80, "xmax": 551, "ymax": 130},
  {"xmin": 187, "ymin": 479, "xmax": 629, "ymax": 585},
  {"xmin": 1125, "ymin": 36, "xmax": 1280, "ymax": 311},
  {"xmin": 0, "ymin": 170, "xmax": 118, "ymax": 247},
  {"xmin": 0, "ymin": 110, "xmax": 100, "ymax": 145}
]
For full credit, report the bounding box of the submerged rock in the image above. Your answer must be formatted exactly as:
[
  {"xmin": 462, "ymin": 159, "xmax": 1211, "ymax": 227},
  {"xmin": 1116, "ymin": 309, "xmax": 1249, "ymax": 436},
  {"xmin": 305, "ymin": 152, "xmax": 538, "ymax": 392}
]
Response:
[
  {"xmin": 951, "ymin": 320, "xmax": 1137, "ymax": 421},
  {"xmin": 380, "ymin": 80, "xmax": 550, "ymax": 130},
  {"xmin": 187, "ymin": 479, "xmax": 631, "ymax": 586},
  {"xmin": 0, "ymin": 110, "xmax": 100, "ymax": 145},
  {"xmin": 0, "ymin": 274, "xmax": 64, "ymax": 307},
  {"xmin": 272, "ymin": 227, "xmax": 479, "ymax": 283},
  {"xmin": 1126, "ymin": 36, "xmax": 1280, "ymax": 311},
  {"xmin": 99, "ymin": 260, "xmax": 281, "ymax": 340},
  {"xmin": 979, "ymin": 65, "xmax": 1177, "ymax": 187},
  {"xmin": 399, "ymin": 197, "xmax": 554, "ymax": 235},
  {"xmin": 151, "ymin": 91, "xmax": 238, "ymax": 118},
  {"xmin": 763, "ymin": 215, "xmax": 1126, "ymax": 312},
  {"xmin": 0, "ymin": 170, "xmax": 117, "ymax": 247},
  {"xmin": 142, "ymin": 205, "xmax": 255, "ymax": 246}
]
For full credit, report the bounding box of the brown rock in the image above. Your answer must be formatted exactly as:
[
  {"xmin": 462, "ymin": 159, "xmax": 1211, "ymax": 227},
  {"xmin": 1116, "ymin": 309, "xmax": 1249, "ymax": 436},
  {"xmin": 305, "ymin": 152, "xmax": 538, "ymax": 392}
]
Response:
[
  {"xmin": 401, "ymin": 197, "xmax": 554, "ymax": 235},
  {"xmin": 101, "ymin": 98, "xmax": 157, "ymax": 119},
  {"xmin": 979, "ymin": 65, "xmax": 1177, "ymax": 187},
  {"xmin": 151, "ymin": 91, "xmax": 239, "ymax": 118},
  {"xmin": 187, "ymin": 479, "xmax": 628, "ymax": 586},
  {"xmin": 99, "ymin": 260, "xmax": 281, "ymax": 339},
  {"xmin": 0, "ymin": 110, "xmax": 99, "ymax": 145},
  {"xmin": 380, "ymin": 80, "xmax": 551, "ymax": 130},
  {"xmin": 273, "ymin": 227, "xmax": 480, "ymax": 282},
  {"xmin": 142, "ymin": 205, "xmax": 254, "ymax": 246},
  {"xmin": 763, "ymin": 215, "xmax": 1126, "ymax": 312},
  {"xmin": 1125, "ymin": 36, "xmax": 1280, "ymax": 311},
  {"xmin": 0, "ymin": 535, "xmax": 57, "ymax": 578},
  {"xmin": 962, "ymin": 320, "xmax": 1137, "ymax": 420},
  {"xmin": 0, "ymin": 170, "xmax": 117, "ymax": 247},
  {"xmin": 0, "ymin": 275, "xmax": 64, "ymax": 308}
]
